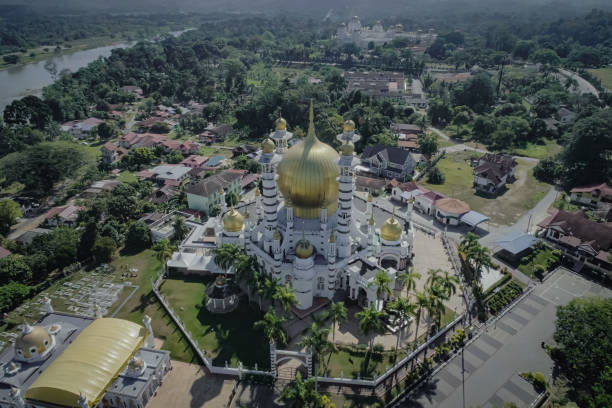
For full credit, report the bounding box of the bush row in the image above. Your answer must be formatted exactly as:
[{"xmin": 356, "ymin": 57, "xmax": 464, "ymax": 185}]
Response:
[{"xmin": 486, "ymin": 281, "xmax": 523, "ymax": 315}]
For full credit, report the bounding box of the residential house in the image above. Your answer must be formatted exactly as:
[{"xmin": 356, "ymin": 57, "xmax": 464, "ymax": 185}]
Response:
[
  {"xmin": 144, "ymin": 165, "xmax": 192, "ymax": 187},
  {"xmin": 434, "ymin": 198, "xmax": 470, "ymax": 226},
  {"xmin": 101, "ymin": 142, "xmax": 129, "ymax": 164},
  {"xmin": 391, "ymin": 181, "xmax": 425, "ymax": 203},
  {"xmin": 202, "ymin": 155, "xmax": 227, "ymax": 169},
  {"xmin": 355, "ymin": 176, "xmax": 386, "ymax": 195},
  {"xmin": 232, "ymin": 144, "xmax": 259, "ymax": 157},
  {"xmin": 570, "ymin": 183, "xmax": 612, "ymax": 209},
  {"xmin": 150, "ymin": 185, "xmax": 179, "ymax": 205},
  {"xmin": 61, "ymin": 118, "xmax": 104, "ymax": 139},
  {"xmin": 556, "ymin": 107, "xmax": 577, "ymax": 125},
  {"xmin": 240, "ymin": 173, "xmax": 260, "ymax": 191},
  {"xmin": 538, "ymin": 210, "xmax": 612, "ymax": 275},
  {"xmin": 120, "ymin": 85, "xmax": 143, "ymax": 99},
  {"xmin": 0, "ymin": 246, "xmax": 11, "ymax": 259},
  {"xmin": 361, "ymin": 143, "xmax": 416, "ymax": 180},
  {"xmin": 179, "ymin": 140, "xmax": 201, "ymax": 155},
  {"xmin": 398, "ymin": 135, "xmax": 420, "ymax": 152},
  {"xmin": 473, "ymin": 153, "xmax": 517, "ymax": 194},
  {"xmin": 14, "ymin": 228, "xmax": 51, "ymax": 245},
  {"xmin": 185, "ymin": 170, "xmax": 243, "ymax": 215},
  {"xmin": 43, "ymin": 205, "xmax": 82, "ymax": 226},
  {"xmin": 132, "ymin": 133, "xmax": 167, "ymax": 149},
  {"xmin": 414, "ymin": 191, "xmax": 446, "ymax": 216},
  {"xmin": 83, "ymin": 180, "xmax": 120, "ymax": 197},
  {"xmin": 180, "ymin": 155, "xmax": 209, "ymax": 169}
]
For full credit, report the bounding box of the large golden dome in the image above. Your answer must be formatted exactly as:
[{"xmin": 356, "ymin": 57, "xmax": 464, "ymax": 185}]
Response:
[
  {"xmin": 380, "ymin": 208, "xmax": 403, "ymax": 241},
  {"xmin": 277, "ymin": 101, "xmax": 340, "ymax": 219},
  {"xmin": 223, "ymin": 207, "xmax": 244, "ymax": 232},
  {"xmin": 15, "ymin": 325, "xmax": 53, "ymax": 359}
]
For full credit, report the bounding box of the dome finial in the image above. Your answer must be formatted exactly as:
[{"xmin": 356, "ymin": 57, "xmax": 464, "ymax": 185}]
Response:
[{"xmin": 307, "ymin": 99, "xmax": 316, "ymax": 141}]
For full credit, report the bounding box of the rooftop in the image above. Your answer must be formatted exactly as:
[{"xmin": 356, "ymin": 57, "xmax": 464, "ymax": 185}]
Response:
[{"xmin": 185, "ymin": 169, "xmax": 242, "ymax": 198}]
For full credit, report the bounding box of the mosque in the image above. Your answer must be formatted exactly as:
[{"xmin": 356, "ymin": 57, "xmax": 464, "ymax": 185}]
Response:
[
  {"xmin": 169, "ymin": 102, "xmax": 414, "ymax": 311},
  {"xmin": 335, "ymin": 16, "xmax": 437, "ymax": 49}
]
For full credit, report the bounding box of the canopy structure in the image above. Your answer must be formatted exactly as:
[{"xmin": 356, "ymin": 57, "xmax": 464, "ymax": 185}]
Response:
[
  {"xmin": 460, "ymin": 210, "xmax": 490, "ymax": 228},
  {"xmin": 26, "ymin": 318, "xmax": 145, "ymax": 407},
  {"xmin": 494, "ymin": 231, "xmax": 539, "ymax": 255}
]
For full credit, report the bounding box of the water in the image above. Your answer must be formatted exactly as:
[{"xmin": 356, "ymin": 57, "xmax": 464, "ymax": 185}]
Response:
[{"xmin": 0, "ymin": 29, "xmax": 192, "ymax": 111}]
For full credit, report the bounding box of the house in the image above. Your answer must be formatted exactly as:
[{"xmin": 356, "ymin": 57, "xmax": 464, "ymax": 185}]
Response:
[
  {"xmin": 201, "ymin": 124, "xmax": 233, "ymax": 142},
  {"xmin": 101, "ymin": 142, "xmax": 129, "ymax": 164},
  {"xmin": 180, "ymin": 140, "xmax": 201, "ymax": 155},
  {"xmin": 0, "ymin": 246, "xmax": 11, "ymax": 259},
  {"xmin": 391, "ymin": 123, "xmax": 424, "ymax": 137},
  {"xmin": 203, "ymin": 155, "xmax": 226, "ymax": 169},
  {"xmin": 185, "ymin": 170, "xmax": 243, "ymax": 215},
  {"xmin": 120, "ymin": 85, "xmax": 143, "ymax": 99},
  {"xmin": 240, "ymin": 173, "xmax": 260, "ymax": 191},
  {"xmin": 83, "ymin": 180, "xmax": 120, "ymax": 197},
  {"xmin": 473, "ymin": 153, "xmax": 517, "ymax": 194},
  {"xmin": 397, "ymin": 135, "xmax": 420, "ymax": 152},
  {"xmin": 198, "ymin": 130, "xmax": 217, "ymax": 144},
  {"xmin": 570, "ymin": 183, "xmax": 612, "ymax": 209},
  {"xmin": 414, "ymin": 191, "xmax": 446, "ymax": 216},
  {"xmin": 391, "ymin": 181, "xmax": 426, "ymax": 203},
  {"xmin": 132, "ymin": 133, "xmax": 167, "ymax": 149},
  {"xmin": 146, "ymin": 165, "xmax": 192, "ymax": 186},
  {"xmin": 150, "ymin": 185, "xmax": 179, "ymax": 204},
  {"xmin": 43, "ymin": 205, "xmax": 82, "ymax": 226},
  {"xmin": 556, "ymin": 107, "xmax": 577, "ymax": 125},
  {"xmin": 355, "ymin": 176, "xmax": 386, "ymax": 194},
  {"xmin": 180, "ymin": 155, "xmax": 209, "ymax": 169},
  {"xmin": 538, "ymin": 210, "xmax": 612, "ymax": 275},
  {"xmin": 136, "ymin": 116, "xmax": 166, "ymax": 131},
  {"xmin": 361, "ymin": 143, "xmax": 416, "ymax": 180},
  {"xmin": 61, "ymin": 118, "xmax": 104, "ymax": 139},
  {"xmin": 434, "ymin": 198, "xmax": 470, "ymax": 226},
  {"xmin": 232, "ymin": 144, "xmax": 259, "ymax": 157},
  {"xmin": 148, "ymin": 211, "xmax": 195, "ymax": 242},
  {"xmin": 15, "ymin": 228, "xmax": 52, "ymax": 245}
]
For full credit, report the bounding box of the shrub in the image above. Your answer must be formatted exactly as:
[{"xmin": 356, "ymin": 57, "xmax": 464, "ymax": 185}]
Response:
[{"xmin": 427, "ymin": 166, "xmax": 445, "ymax": 184}]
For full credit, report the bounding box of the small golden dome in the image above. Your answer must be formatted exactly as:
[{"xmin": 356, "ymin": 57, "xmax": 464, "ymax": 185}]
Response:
[
  {"xmin": 223, "ymin": 207, "xmax": 244, "ymax": 232},
  {"xmin": 340, "ymin": 142, "xmax": 354, "ymax": 156},
  {"xmin": 262, "ymin": 138, "xmax": 275, "ymax": 154},
  {"xmin": 367, "ymin": 192, "xmax": 373, "ymax": 203},
  {"xmin": 295, "ymin": 230, "xmax": 314, "ymax": 259},
  {"xmin": 329, "ymin": 230, "xmax": 336, "ymax": 243},
  {"xmin": 273, "ymin": 229, "xmax": 281, "ymax": 240},
  {"xmin": 343, "ymin": 120, "xmax": 355, "ymax": 133},
  {"xmin": 15, "ymin": 325, "xmax": 52, "ymax": 359},
  {"xmin": 368, "ymin": 213, "xmax": 375, "ymax": 226},
  {"xmin": 380, "ymin": 208, "xmax": 402, "ymax": 241},
  {"xmin": 275, "ymin": 117, "xmax": 287, "ymax": 131}
]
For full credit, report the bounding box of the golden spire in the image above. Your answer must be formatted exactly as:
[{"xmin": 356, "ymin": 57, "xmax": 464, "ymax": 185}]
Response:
[
  {"xmin": 368, "ymin": 211, "xmax": 375, "ymax": 226},
  {"xmin": 329, "ymin": 229, "xmax": 336, "ymax": 243},
  {"xmin": 306, "ymin": 99, "xmax": 317, "ymax": 141},
  {"xmin": 391, "ymin": 206, "xmax": 396, "ymax": 219},
  {"xmin": 367, "ymin": 192, "xmax": 373, "ymax": 203}
]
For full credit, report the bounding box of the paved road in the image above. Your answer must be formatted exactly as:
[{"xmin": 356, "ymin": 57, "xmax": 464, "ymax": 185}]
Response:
[
  {"xmin": 557, "ymin": 68, "xmax": 599, "ymax": 98},
  {"xmin": 396, "ymin": 268, "xmax": 611, "ymax": 408}
]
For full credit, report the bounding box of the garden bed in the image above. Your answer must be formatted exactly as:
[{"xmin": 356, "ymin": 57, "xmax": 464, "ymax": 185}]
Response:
[{"xmin": 486, "ymin": 280, "xmax": 523, "ymax": 315}]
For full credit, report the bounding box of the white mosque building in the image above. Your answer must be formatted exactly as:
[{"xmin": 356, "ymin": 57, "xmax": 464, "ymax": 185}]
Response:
[
  {"xmin": 335, "ymin": 16, "xmax": 437, "ymax": 49},
  {"xmin": 168, "ymin": 102, "xmax": 414, "ymax": 311}
]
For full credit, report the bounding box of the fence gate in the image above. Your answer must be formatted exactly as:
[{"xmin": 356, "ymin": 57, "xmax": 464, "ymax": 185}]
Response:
[{"xmin": 270, "ymin": 341, "xmax": 312, "ymax": 380}]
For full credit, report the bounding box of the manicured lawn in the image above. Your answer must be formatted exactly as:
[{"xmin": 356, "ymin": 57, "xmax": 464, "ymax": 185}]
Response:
[
  {"xmin": 517, "ymin": 245, "xmax": 560, "ymax": 279},
  {"xmin": 510, "ymin": 139, "xmax": 562, "ymax": 160},
  {"xmin": 117, "ymin": 171, "xmax": 138, "ymax": 183},
  {"xmin": 587, "ymin": 67, "xmax": 612, "ymax": 89},
  {"xmin": 421, "ymin": 151, "xmax": 551, "ymax": 226},
  {"xmin": 198, "ymin": 146, "xmax": 234, "ymax": 158},
  {"xmin": 159, "ymin": 276, "xmax": 270, "ymax": 369},
  {"xmin": 324, "ymin": 345, "xmax": 396, "ymax": 379}
]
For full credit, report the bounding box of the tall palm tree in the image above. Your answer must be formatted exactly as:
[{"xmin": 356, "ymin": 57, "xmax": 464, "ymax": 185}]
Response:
[
  {"xmin": 426, "ymin": 268, "xmax": 443, "ymax": 291},
  {"xmin": 274, "ymin": 283, "xmax": 298, "ymax": 316},
  {"xmin": 212, "ymin": 243, "xmax": 242, "ymax": 274},
  {"xmin": 254, "ymin": 309, "xmax": 287, "ymax": 346},
  {"xmin": 370, "ymin": 269, "xmax": 393, "ymax": 310},
  {"xmin": 388, "ymin": 297, "xmax": 417, "ymax": 361},
  {"xmin": 459, "ymin": 232, "xmax": 479, "ymax": 254},
  {"xmin": 413, "ymin": 291, "xmax": 431, "ymax": 345},
  {"xmin": 262, "ymin": 277, "xmax": 279, "ymax": 307},
  {"xmin": 280, "ymin": 372, "xmax": 322, "ymax": 408},
  {"xmin": 329, "ymin": 301, "xmax": 348, "ymax": 343},
  {"xmin": 153, "ymin": 238, "xmax": 174, "ymax": 275},
  {"xmin": 437, "ymin": 269, "xmax": 459, "ymax": 300},
  {"xmin": 397, "ymin": 268, "xmax": 421, "ymax": 298},
  {"xmin": 355, "ymin": 305, "xmax": 386, "ymax": 372},
  {"xmin": 471, "ymin": 245, "xmax": 493, "ymax": 285},
  {"xmin": 298, "ymin": 321, "xmax": 332, "ymax": 374}
]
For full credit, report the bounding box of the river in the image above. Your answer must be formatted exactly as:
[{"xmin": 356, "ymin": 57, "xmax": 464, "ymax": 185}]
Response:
[{"xmin": 0, "ymin": 29, "xmax": 192, "ymax": 111}]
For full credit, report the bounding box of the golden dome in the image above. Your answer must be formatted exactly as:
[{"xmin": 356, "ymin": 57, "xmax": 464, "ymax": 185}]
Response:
[
  {"xmin": 262, "ymin": 138, "xmax": 275, "ymax": 154},
  {"xmin": 340, "ymin": 142, "xmax": 354, "ymax": 156},
  {"xmin": 223, "ymin": 207, "xmax": 244, "ymax": 232},
  {"xmin": 275, "ymin": 117, "xmax": 287, "ymax": 131},
  {"xmin": 380, "ymin": 208, "xmax": 402, "ymax": 241},
  {"xmin": 295, "ymin": 231, "xmax": 314, "ymax": 259},
  {"xmin": 15, "ymin": 325, "xmax": 52, "ymax": 359},
  {"xmin": 343, "ymin": 120, "xmax": 355, "ymax": 132},
  {"xmin": 277, "ymin": 101, "xmax": 340, "ymax": 219},
  {"xmin": 367, "ymin": 192, "xmax": 373, "ymax": 202}
]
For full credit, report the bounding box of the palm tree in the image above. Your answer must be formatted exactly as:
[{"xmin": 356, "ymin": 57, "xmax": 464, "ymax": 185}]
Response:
[
  {"xmin": 329, "ymin": 301, "xmax": 348, "ymax": 343},
  {"xmin": 437, "ymin": 269, "xmax": 459, "ymax": 300},
  {"xmin": 426, "ymin": 268, "xmax": 443, "ymax": 291},
  {"xmin": 153, "ymin": 238, "xmax": 174, "ymax": 276},
  {"xmin": 413, "ymin": 291, "xmax": 431, "ymax": 346},
  {"xmin": 234, "ymin": 254, "xmax": 258, "ymax": 296},
  {"xmin": 254, "ymin": 309, "xmax": 287, "ymax": 346},
  {"xmin": 274, "ymin": 283, "xmax": 298, "ymax": 316},
  {"xmin": 388, "ymin": 297, "xmax": 417, "ymax": 361},
  {"xmin": 471, "ymin": 245, "xmax": 493, "ymax": 285},
  {"xmin": 298, "ymin": 321, "xmax": 333, "ymax": 374},
  {"xmin": 459, "ymin": 232, "xmax": 479, "ymax": 254},
  {"xmin": 355, "ymin": 305, "xmax": 386, "ymax": 372},
  {"xmin": 370, "ymin": 269, "xmax": 392, "ymax": 310},
  {"xmin": 397, "ymin": 268, "xmax": 421, "ymax": 298},
  {"xmin": 280, "ymin": 372, "xmax": 322, "ymax": 408},
  {"xmin": 262, "ymin": 277, "xmax": 279, "ymax": 307},
  {"xmin": 211, "ymin": 243, "xmax": 242, "ymax": 274}
]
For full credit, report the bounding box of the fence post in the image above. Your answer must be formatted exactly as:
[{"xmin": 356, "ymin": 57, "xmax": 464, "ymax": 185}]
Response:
[{"xmin": 270, "ymin": 341, "xmax": 277, "ymax": 378}]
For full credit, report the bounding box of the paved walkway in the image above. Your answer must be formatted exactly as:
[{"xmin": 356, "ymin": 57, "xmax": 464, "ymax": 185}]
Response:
[{"xmin": 395, "ymin": 268, "xmax": 611, "ymax": 408}]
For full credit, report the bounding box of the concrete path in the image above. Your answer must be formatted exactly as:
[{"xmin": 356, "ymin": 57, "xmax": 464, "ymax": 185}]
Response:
[
  {"xmin": 557, "ymin": 68, "xmax": 599, "ymax": 98},
  {"xmin": 394, "ymin": 268, "xmax": 611, "ymax": 408}
]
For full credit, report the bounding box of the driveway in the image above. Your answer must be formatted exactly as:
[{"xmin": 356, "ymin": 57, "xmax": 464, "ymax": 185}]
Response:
[{"xmin": 394, "ymin": 268, "xmax": 611, "ymax": 408}]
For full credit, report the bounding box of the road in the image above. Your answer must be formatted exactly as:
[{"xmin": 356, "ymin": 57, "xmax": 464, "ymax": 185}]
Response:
[
  {"xmin": 557, "ymin": 68, "xmax": 599, "ymax": 98},
  {"xmin": 395, "ymin": 268, "xmax": 611, "ymax": 408}
]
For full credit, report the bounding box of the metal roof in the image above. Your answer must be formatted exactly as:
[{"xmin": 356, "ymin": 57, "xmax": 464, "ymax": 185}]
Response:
[
  {"xmin": 494, "ymin": 231, "xmax": 539, "ymax": 255},
  {"xmin": 460, "ymin": 210, "xmax": 489, "ymax": 227},
  {"xmin": 25, "ymin": 318, "xmax": 145, "ymax": 407}
]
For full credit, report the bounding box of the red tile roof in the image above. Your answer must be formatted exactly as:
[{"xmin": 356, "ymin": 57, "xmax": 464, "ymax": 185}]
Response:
[{"xmin": 570, "ymin": 183, "xmax": 612, "ymax": 197}]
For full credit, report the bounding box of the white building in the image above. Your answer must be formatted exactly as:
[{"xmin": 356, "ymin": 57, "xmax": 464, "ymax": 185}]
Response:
[
  {"xmin": 335, "ymin": 16, "xmax": 437, "ymax": 49},
  {"xmin": 168, "ymin": 106, "xmax": 414, "ymax": 311}
]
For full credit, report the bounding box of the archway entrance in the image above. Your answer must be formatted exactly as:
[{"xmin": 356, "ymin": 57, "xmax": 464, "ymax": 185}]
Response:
[
  {"xmin": 276, "ymin": 357, "xmax": 308, "ymax": 380},
  {"xmin": 357, "ymin": 287, "xmax": 369, "ymax": 308},
  {"xmin": 380, "ymin": 256, "xmax": 398, "ymax": 269}
]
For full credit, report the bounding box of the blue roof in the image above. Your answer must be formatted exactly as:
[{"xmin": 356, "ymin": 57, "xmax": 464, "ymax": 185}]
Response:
[
  {"xmin": 460, "ymin": 210, "xmax": 490, "ymax": 227},
  {"xmin": 494, "ymin": 231, "xmax": 539, "ymax": 255},
  {"xmin": 206, "ymin": 155, "xmax": 225, "ymax": 167}
]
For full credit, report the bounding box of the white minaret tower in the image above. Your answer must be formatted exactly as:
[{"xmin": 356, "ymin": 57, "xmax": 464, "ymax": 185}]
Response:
[
  {"xmin": 142, "ymin": 315, "xmax": 155, "ymax": 348},
  {"xmin": 327, "ymin": 231, "xmax": 337, "ymax": 296},
  {"xmin": 270, "ymin": 116, "xmax": 293, "ymax": 153},
  {"xmin": 42, "ymin": 297, "xmax": 53, "ymax": 314},
  {"xmin": 336, "ymin": 140, "xmax": 359, "ymax": 258},
  {"xmin": 255, "ymin": 188, "xmax": 262, "ymax": 220},
  {"xmin": 259, "ymin": 137, "xmax": 281, "ymax": 253},
  {"xmin": 367, "ymin": 212, "xmax": 376, "ymax": 256},
  {"xmin": 273, "ymin": 229, "xmax": 282, "ymax": 278}
]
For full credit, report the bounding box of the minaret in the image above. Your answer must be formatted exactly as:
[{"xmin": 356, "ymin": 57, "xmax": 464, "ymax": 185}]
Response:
[
  {"xmin": 255, "ymin": 188, "xmax": 262, "ymax": 220},
  {"xmin": 42, "ymin": 297, "xmax": 53, "ymax": 314},
  {"xmin": 273, "ymin": 229, "xmax": 282, "ymax": 278},
  {"xmin": 270, "ymin": 116, "xmax": 293, "ymax": 153},
  {"xmin": 367, "ymin": 212, "xmax": 376, "ymax": 256},
  {"xmin": 142, "ymin": 315, "xmax": 155, "ymax": 348},
  {"xmin": 326, "ymin": 231, "xmax": 337, "ymax": 297},
  {"xmin": 337, "ymin": 141, "xmax": 358, "ymax": 258},
  {"xmin": 258, "ymin": 137, "xmax": 280, "ymax": 253}
]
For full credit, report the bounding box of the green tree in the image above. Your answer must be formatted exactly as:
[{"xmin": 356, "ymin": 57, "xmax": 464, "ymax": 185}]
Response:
[
  {"xmin": 298, "ymin": 321, "xmax": 332, "ymax": 374},
  {"xmin": 225, "ymin": 192, "xmax": 239, "ymax": 207},
  {"xmin": 96, "ymin": 122, "xmax": 116, "ymax": 140},
  {"xmin": 452, "ymin": 73, "xmax": 496, "ymax": 114},
  {"xmin": 397, "ymin": 268, "xmax": 421, "ymax": 298},
  {"xmin": 280, "ymin": 372, "xmax": 324, "ymax": 408},
  {"xmin": 153, "ymin": 238, "xmax": 174, "ymax": 274},
  {"xmin": 124, "ymin": 221, "xmax": 151, "ymax": 252},
  {"xmin": 388, "ymin": 297, "xmax": 417, "ymax": 361},
  {"xmin": 531, "ymin": 48, "xmax": 560, "ymax": 66},
  {"xmin": 92, "ymin": 237, "xmax": 117, "ymax": 263},
  {"xmin": 0, "ymin": 198, "xmax": 22, "ymax": 234},
  {"xmin": 273, "ymin": 283, "xmax": 298, "ymax": 316},
  {"xmin": 77, "ymin": 220, "xmax": 98, "ymax": 261},
  {"xmin": 427, "ymin": 99, "xmax": 453, "ymax": 127},
  {"xmin": 212, "ymin": 243, "xmax": 242, "ymax": 273},
  {"xmin": 418, "ymin": 133, "xmax": 438, "ymax": 156},
  {"xmin": 172, "ymin": 216, "xmax": 189, "ymax": 242},
  {"xmin": 209, "ymin": 205, "xmax": 221, "ymax": 217},
  {"xmin": 0, "ymin": 282, "xmax": 31, "ymax": 314},
  {"xmin": 427, "ymin": 166, "xmax": 445, "ymax": 184},
  {"xmin": 355, "ymin": 305, "xmax": 386, "ymax": 371},
  {"xmin": 0, "ymin": 254, "xmax": 32, "ymax": 285},
  {"xmin": 370, "ymin": 269, "xmax": 393, "ymax": 310},
  {"xmin": 254, "ymin": 309, "xmax": 287, "ymax": 346},
  {"xmin": 413, "ymin": 291, "xmax": 431, "ymax": 346},
  {"xmin": 329, "ymin": 301, "xmax": 347, "ymax": 343}
]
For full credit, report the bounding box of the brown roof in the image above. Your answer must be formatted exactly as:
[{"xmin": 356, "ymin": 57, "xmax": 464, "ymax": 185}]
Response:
[
  {"xmin": 538, "ymin": 210, "xmax": 612, "ymax": 251},
  {"xmin": 397, "ymin": 181, "xmax": 420, "ymax": 192},
  {"xmin": 398, "ymin": 140, "xmax": 419, "ymax": 149},
  {"xmin": 435, "ymin": 198, "xmax": 470, "ymax": 214},
  {"xmin": 185, "ymin": 170, "xmax": 242, "ymax": 198},
  {"xmin": 474, "ymin": 162, "xmax": 506, "ymax": 184},
  {"xmin": 570, "ymin": 183, "xmax": 612, "ymax": 197},
  {"xmin": 355, "ymin": 176, "xmax": 386, "ymax": 190},
  {"xmin": 480, "ymin": 153, "xmax": 517, "ymax": 170}
]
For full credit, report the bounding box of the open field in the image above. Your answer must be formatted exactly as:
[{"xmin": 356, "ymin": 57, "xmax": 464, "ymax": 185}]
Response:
[
  {"xmin": 421, "ymin": 151, "xmax": 550, "ymax": 226},
  {"xmin": 509, "ymin": 139, "xmax": 562, "ymax": 160},
  {"xmin": 587, "ymin": 67, "xmax": 612, "ymax": 89}
]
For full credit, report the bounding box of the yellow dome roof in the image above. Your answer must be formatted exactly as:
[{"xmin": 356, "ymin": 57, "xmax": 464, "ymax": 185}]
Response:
[
  {"xmin": 380, "ymin": 208, "xmax": 402, "ymax": 241},
  {"xmin": 340, "ymin": 142, "xmax": 354, "ymax": 156},
  {"xmin": 343, "ymin": 119, "xmax": 355, "ymax": 132},
  {"xmin": 296, "ymin": 231, "xmax": 314, "ymax": 259},
  {"xmin": 275, "ymin": 117, "xmax": 287, "ymax": 130},
  {"xmin": 262, "ymin": 138, "xmax": 275, "ymax": 154},
  {"xmin": 15, "ymin": 325, "xmax": 52, "ymax": 358},
  {"xmin": 277, "ymin": 101, "xmax": 340, "ymax": 219},
  {"xmin": 223, "ymin": 207, "xmax": 244, "ymax": 232}
]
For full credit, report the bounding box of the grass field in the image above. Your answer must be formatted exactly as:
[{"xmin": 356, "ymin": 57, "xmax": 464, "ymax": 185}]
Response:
[
  {"xmin": 421, "ymin": 151, "xmax": 550, "ymax": 226},
  {"xmin": 159, "ymin": 276, "xmax": 270, "ymax": 369},
  {"xmin": 117, "ymin": 171, "xmax": 138, "ymax": 183},
  {"xmin": 510, "ymin": 139, "xmax": 562, "ymax": 160},
  {"xmin": 587, "ymin": 67, "xmax": 612, "ymax": 90}
]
